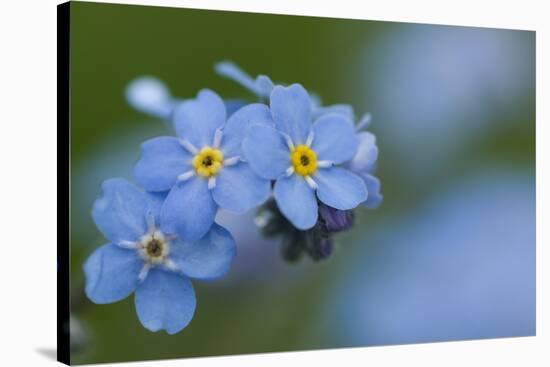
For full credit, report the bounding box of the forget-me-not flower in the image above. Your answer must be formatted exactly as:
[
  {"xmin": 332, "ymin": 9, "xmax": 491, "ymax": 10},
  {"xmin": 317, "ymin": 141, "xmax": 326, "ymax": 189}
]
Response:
[
  {"xmin": 216, "ymin": 61, "xmax": 382, "ymax": 211},
  {"xmin": 242, "ymin": 84, "xmax": 367, "ymax": 230},
  {"xmin": 84, "ymin": 178, "xmax": 236, "ymax": 334},
  {"xmin": 135, "ymin": 89, "xmax": 272, "ymax": 241}
]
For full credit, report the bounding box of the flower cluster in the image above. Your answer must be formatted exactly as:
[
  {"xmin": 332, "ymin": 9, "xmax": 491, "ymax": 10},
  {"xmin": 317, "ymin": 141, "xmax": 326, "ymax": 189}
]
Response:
[{"xmin": 84, "ymin": 61, "xmax": 382, "ymax": 334}]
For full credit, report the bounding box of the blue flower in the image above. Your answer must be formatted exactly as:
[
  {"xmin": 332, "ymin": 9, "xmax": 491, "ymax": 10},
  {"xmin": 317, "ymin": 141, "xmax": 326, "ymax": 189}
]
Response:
[
  {"xmin": 83, "ymin": 178, "xmax": 236, "ymax": 334},
  {"xmin": 134, "ymin": 89, "xmax": 272, "ymax": 240},
  {"xmin": 242, "ymin": 84, "xmax": 367, "ymax": 230},
  {"xmin": 345, "ymin": 114, "xmax": 383, "ymax": 209},
  {"xmin": 216, "ymin": 62, "xmax": 383, "ymax": 211}
]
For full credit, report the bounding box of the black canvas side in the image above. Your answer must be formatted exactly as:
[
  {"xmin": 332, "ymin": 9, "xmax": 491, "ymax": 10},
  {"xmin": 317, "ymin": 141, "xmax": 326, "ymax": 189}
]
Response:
[{"xmin": 57, "ymin": 1, "xmax": 71, "ymax": 365}]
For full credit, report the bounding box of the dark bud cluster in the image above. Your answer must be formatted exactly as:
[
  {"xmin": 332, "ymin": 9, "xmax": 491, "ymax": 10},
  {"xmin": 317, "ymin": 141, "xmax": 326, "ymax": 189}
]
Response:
[{"xmin": 256, "ymin": 199, "xmax": 355, "ymax": 263}]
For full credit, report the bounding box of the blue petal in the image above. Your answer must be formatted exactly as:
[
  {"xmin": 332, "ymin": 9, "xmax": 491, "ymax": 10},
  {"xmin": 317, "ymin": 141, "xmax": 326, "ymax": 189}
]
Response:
[
  {"xmin": 160, "ymin": 177, "xmax": 217, "ymax": 241},
  {"xmin": 221, "ymin": 103, "xmax": 273, "ymax": 158},
  {"xmin": 125, "ymin": 76, "xmax": 177, "ymax": 119},
  {"xmin": 224, "ymin": 99, "xmax": 248, "ymax": 117},
  {"xmin": 314, "ymin": 167, "xmax": 367, "ymax": 210},
  {"xmin": 242, "ymin": 124, "xmax": 289, "ymax": 180},
  {"xmin": 169, "ymin": 223, "xmax": 236, "ymax": 280},
  {"xmin": 84, "ymin": 243, "xmax": 142, "ymax": 304},
  {"xmin": 311, "ymin": 114, "xmax": 358, "ymax": 164},
  {"xmin": 211, "ymin": 162, "xmax": 270, "ymax": 213},
  {"xmin": 255, "ymin": 75, "xmax": 275, "ymax": 97},
  {"xmin": 146, "ymin": 191, "xmax": 168, "ymax": 227},
  {"xmin": 312, "ymin": 104, "xmax": 355, "ymax": 121},
  {"xmin": 360, "ymin": 173, "xmax": 383, "ymax": 209},
  {"xmin": 134, "ymin": 137, "xmax": 192, "ymax": 192},
  {"xmin": 270, "ymin": 84, "xmax": 312, "ymax": 145},
  {"xmin": 92, "ymin": 178, "xmax": 148, "ymax": 243},
  {"xmin": 274, "ymin": 174, "xmax": 318, "ymax": 230},
  {"xmin": 173, "ymin": 89, "xmax": 226, "ymax": 147},
  {"xmin": 135, "ymin": 268, "xmax": 196, "ymax": 334},
  {"xmin": 347, "ymin": 131, "xmax": 378, "ymax": 173}
]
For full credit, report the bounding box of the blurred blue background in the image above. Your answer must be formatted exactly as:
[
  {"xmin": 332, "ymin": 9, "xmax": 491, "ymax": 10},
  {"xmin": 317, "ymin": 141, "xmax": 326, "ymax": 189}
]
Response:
[{"xmin": 68, "ymin": 2, "xmax": 535, "ymax": 364}]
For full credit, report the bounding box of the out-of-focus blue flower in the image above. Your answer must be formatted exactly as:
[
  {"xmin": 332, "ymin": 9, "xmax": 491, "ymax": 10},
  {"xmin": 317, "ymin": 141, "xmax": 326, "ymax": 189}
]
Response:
[
  {"xmin": 125, "ymin": 76, "xmax": 247, "ymax": 120},
  {"xmin": 126, "ymin": 77, "xmax": 179, "ymax": 120},
  {"xmin": 135, "ymin": 89, "xmax": 271, "ymax": 241},
  {"xmin": 314, "ymin": 170, "xmax": 535, "ymax": 345},
  {"xmin": 243, "ymin": 84, "xmax": 367, "ymax": 230},
  {"xmin": 84, "ymin": 178, "xmax": 236, "ymax": 334}
]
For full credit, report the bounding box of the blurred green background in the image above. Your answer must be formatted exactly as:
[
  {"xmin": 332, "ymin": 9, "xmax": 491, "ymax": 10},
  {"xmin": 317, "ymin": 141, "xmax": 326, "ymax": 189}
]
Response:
[{"xmin": 69, "ymin": 1, "xmax": 535, "ymax": 364}]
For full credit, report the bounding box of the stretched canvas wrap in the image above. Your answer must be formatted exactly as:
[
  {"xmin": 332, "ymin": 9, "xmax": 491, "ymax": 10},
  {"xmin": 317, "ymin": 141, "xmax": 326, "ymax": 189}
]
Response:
[{"xmin": 58, "ymin": 1, "xmax": 536, "ymax": 365}]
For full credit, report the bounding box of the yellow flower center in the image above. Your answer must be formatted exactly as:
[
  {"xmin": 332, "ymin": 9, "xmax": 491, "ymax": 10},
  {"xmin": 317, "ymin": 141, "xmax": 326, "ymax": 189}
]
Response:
[
  {"xmin": 290, "ymin": 145, "xmax": 317, "ymax": 176},
  {"xmin": 192, "ymin": 146, "xmax": 224, "ymax": 177}
]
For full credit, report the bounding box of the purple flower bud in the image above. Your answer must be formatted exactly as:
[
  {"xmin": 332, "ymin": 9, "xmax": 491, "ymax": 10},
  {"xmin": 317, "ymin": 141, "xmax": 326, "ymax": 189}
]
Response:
[{"xmin": 319, "ymin": 204, "xmax": 354, "ymax": 233}]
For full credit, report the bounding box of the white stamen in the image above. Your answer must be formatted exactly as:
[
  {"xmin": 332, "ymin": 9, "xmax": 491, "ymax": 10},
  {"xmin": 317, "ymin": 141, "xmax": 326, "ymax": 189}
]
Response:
[
  {"xmin": 306, "ymin": 131, "xmax": 315, "ymax": 147},
  {"xmin": 177, "ymin": 170, "xmax": 195, "ymax": 181},
  {"xmin": 285, "ymin": 166, "xmax": 295, "ymax": 176},
  {"xmin": 283, "ymin": 134, "xmax": 295, "ymax": 151},
  {"xmin": 138, "ymin": 263, "xmax": 152, "ymax": 282},
  {"xmin": 305, "ymin": 175, "xmax": 318, "ymax": 190},
  {"xmin": 179, "ymin": 139, "xmax": 198, "ymax": 154},
  {"xmin": 213, "ymin": 128, "xmax": 223, "ymax": 148},
  {"xmin": 317, "ymin": 160, "xmax": 333, "ymax": 168},
  {"xmin": 224, "ymin": 156, "xmax": 240, "ymax": 166},
  {"xmin": 355, "ymin": 113, "xmax": 372, "ymax": 131},
  {"xmin": 208, "ymin": 177, "xmax": 217, "ymax": 190},
  {"xmin": 163, "ymin": 258, "xmax": 179, "ymax": 272},
  {"xmin": 118, "ymin": 240, "xmax": 139, "ymax": 249}
]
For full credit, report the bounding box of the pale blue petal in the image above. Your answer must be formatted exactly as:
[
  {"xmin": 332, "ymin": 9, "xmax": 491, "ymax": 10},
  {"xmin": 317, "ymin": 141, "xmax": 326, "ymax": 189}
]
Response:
[
  {"xmin": 242, "ymin": 124, "xmax": 289, "ymax": 180},
  {"xmin": 134, "ymin": 137, "xmax": 192, "ymax": 192},
  {"xmin": 169, "ymin": 223, "xmax": 236, "ymax": 280},
  {"xmin": 274, "ymin": 174, "xmax": 318, "ymax": 230},
  {"xmin": 212, "ymin": 162, "xmax": 270, "ymax": 213},
  {"xmin": 311, "ymin": 114, "xmax": 358, "ymax": 164},
  {"xmin": 84, "ymin": 243, "xmax": 142, "ymax": 304},
  {"xmin": 125, "ymin": 76, "xmax": 177, "ymax": 119},
  {"xmin": 347, "ymin": 131, "xmax": 378, "ymax": 173},
  {"xmin": 314, "ymin": 168, "xmax": 367, "ymax": 210},
  {"xmin": 312, "ymin": 104, "xmax": 355, "ymax": 121},
  {"xmin": 173, "ymin": 89, "xmax": 226, "ymax": 147},
  {"xmin": 92, "ymin": 178, "xmax": 148, "ymax": 243},
  {"xmin": 224, "ymin": 99, "xmax": 247, "ymax": 117},
  {"xmin": 135, "ymin": 269, "xmax": 195, "ymax": 334},
  {"xmin": 221, "ymin": 103, "xmax": 273, "ymax": 157},
  {"xmin": 160, "ymin": 178, "xmax": 217, "ymax": 241},
  {"xmin": 255, "ymin": 75, "xmax": 275, "ymax": 97},
  {"xmin": 146, "ymin": 191, "xmax": 168, "ymax": 227},
  {"xmin": 361, "ymin": 173, "xmax": 383, "ymax": 209},
  {"xmin": 270, "ymin": 84, "xmax": 312, "ymax": 145}
]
